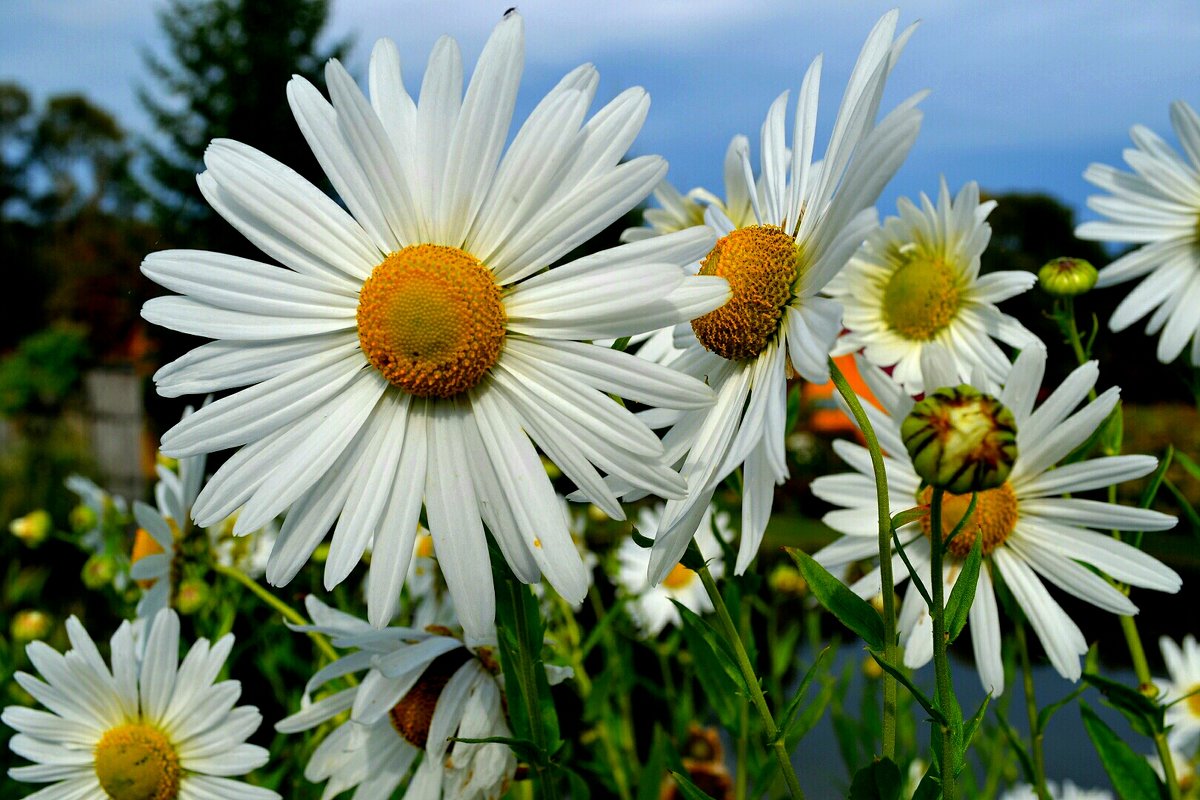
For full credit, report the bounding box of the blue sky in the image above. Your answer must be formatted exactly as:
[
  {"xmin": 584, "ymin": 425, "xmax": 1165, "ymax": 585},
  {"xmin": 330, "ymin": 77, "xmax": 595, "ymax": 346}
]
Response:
[{"xmin": 3, "ymin": 1, "xmax": 1198, "ymax": 222}]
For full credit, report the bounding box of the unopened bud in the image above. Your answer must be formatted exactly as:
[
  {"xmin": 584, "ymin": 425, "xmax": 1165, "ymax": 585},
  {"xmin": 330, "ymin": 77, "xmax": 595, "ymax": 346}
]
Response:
[
  {"xmin": 768, "ymin": 564, "xmax": 808, "ymax": 597},
  {"xmin": 176, "ymin": 578, "xmax": 209, "ymax": 615},
  {"xmin": 9, "ymin": 510, "xmax": 51, "ymax": 546},
  {"xmin": 863, "ymin": 656, "xmax": 884, "ymax": 680},
  {"xmin": 81, "ymin": 553, "xmax": 118, "ymax": 589},
  {"xmin": 11, "ymin": 610, "xmax": 53, "ymax": 642},
  {"xmin": 902, "ymin": 385, "xmax": 1018, "ymax": 494},
  {"xmin": 1038, "ymin": 257, "xmax": 1098, "ymax": 297},
  {"xmin": 69, "ymin": 503, "xmax": 98, "ymax": 533}
]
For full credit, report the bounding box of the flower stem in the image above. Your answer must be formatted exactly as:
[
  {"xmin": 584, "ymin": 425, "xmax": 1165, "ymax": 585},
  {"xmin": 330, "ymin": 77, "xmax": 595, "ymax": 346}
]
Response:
[
  {"xmin": 929, "ymin": 489, "xmax": 958, "ymax": 799},
  {"xmin": 210, "ymin": 561, "xmax": 349, "ymax": 678},
  {"xmin": 1120, "ymin": 615, "xmax": 1183, "ymax": 800},
  {"xmin": 1014, "ymin": 619, "xmax": 1051, "ymax": 800},
  {"xmin": 828, "ymin": 357, "xmax": 898, "ymax": 759},
  {"xmin": 697, "ymin": 563, "xmax": 805, "ymax": 799}
]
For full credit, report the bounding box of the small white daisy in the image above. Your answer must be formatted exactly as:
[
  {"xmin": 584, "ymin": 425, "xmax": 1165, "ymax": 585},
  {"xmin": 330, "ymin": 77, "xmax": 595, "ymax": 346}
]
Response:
[
  {"xmin": 611, "ymin": 12, "xmax": 925, "ymax": 581},
  {"xmin": 828, "ymin": 179, "xmax": 1040, "ymax": 393},
  {"xmin": 616, "ymin": 503, "xmax": 730, "ymax": 636},
  {"xmin": 3, "ymin": 610, "xmax": 277, "ymax": 800},
  {"xmin": 205, "ymin": 513, "xmax": 277, "ymax": 579},
  {"xmin": 1000, "ymin": 781, "xmax": 1114, "ymax": 800},
  {"xmin": 812, "ymin": 345, "xmax": 1180, "ymax": 693},
  {"xmin": 1159, "ymin": 634, "xmax": 1200, "ymax": 752},
  {"xmin": 276, "ymin": 596, "xmax": 524, "ymax": 800},
  {"xmin": 1077, "ymin": 100, "xmax": 1200, "ymax": 365},
  {"xmin": 139, "ymin": 12, "xmax": 728, "ymax": 642}
]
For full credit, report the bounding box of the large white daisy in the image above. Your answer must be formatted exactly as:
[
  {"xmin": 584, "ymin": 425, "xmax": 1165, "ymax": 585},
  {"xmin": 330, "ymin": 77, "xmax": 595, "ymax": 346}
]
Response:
[
  {"xmin": 1077, "ymin": 100, "xmax": 1200, "ymax": 365},
  {"xmin": 616, "ymin": 11, "xmax": 924, "ymax": 580},
  {"xmin": 276, "ymin": 596, "xmax": 523, "ymax": 800},
  {"xmin": 828, "ymin": 179, "xmax": 1040, "ymax": 393},
  {"xmin": 3, "ymin": 610, "xmax": 276, "ymax": 799},
  {"xmin": 139, "ymin": 12, "xmax": 728, "ymax": 641},
  {"xmin": 1158, "ymin": 634, "xmax": 1200, "ymax": 752},
  {"xmin": 812, "ymin": 346, "xmax": 1180, "ymax": 693}
]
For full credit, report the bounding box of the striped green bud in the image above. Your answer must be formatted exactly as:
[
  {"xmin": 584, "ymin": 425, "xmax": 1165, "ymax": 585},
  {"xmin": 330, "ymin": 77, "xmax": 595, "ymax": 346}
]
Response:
[{"xmin": 901, "ymin": 385, "xmax": 1018, "ymax": 493}]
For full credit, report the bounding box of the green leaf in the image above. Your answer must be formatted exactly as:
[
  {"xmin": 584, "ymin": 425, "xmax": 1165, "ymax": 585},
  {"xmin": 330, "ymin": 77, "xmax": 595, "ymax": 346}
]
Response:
[
  {"xmin": 1036, "ymin": 684, "xmax": 1087, "ymax": 734},
  {"xmin": 1137, "ymin": 446, "xmax": 1173, "ymax": 508},
  {"xmin": 890, "ymin": 506, "xmax": 928, "ymax": 530},
  {"xmin": 868, "ymin": 651, "xmax": 947, "ymax": 727},
  {"xmin": 452, "ymin": 735, "xmax": 544, "ymax": 765},
  {"xmin": 1082, "ymin": 672, "xmax": 1165, "ymax": 738},
  {"xmin": 911, "ymin": 772, "xmax": 942, "ymax": 800},
  {"xmin": 669, "ymin": 770, "xmax": 719, "ymax": 800},
  {"xmin": 786, "ymin": 547, "xmax": 885, "ymax": 650},
  {"xmin": 1174, "ymin": 449, "xmax": 1200, "ymax": 482},
  {"xmin": 637, "ymin": 728, "xmax": 672, "ymax": 800},
  {"xmin": 630, "ymin": 524, "xmax": 655, "ymax": 549},
  {"xmin": 1080, "ymin": 702, "xmax": 1165, "ymax": 800},
  {"xmin": 776, "ymin": 646, "xmax": 832, "ymax": 743},
  {"xmin": 943, "ymin": 532, "xmax": 982, "ymax": 644},
  {"xmin": 1100, "ymin": 400, "xmax": 1124, "ymax": 456},
  {"xmin": 1163, "ymin": 478, "xmax": 1200, "ymax": 537},
  {"xmin": 848, "ymin": 758, "xmax": 903, "ymax": 800},
  {"xmin": 673, "ymin": 599, "xmax": 746, "ymax": 728},
  {"xmin": 995, "ymin": 706, "xmax": 1037, "ymax": 785},
  {"xmin": 962, "ymin": 692, "xmax": 991, "ymax": 753}
]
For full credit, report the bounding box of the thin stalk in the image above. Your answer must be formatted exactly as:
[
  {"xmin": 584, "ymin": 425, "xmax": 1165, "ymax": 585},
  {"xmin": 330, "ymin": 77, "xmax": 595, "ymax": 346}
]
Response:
[
  {"xmin": 828, "ymin": 357, "xmax": 898, "ymax": 758},
  {"xmin": 697, "ymin": 563, "xmax": 805, "ymax": 800},
  {"xmin": 589, "ymin": 587, "xmax": 638, "ymax": 762},
  {"xmin": 735, "ymin": 598, "xmax": 752, "ymax": 800},
  {"xmin": 1015, "ymin": 621, "xmax": 1050, "ymax": 800},
  {"xmin": 211, "ymin": 562, "xmax": 349, "ymax": 679},
  {"xmin": 511, "ymin": 582, "xmax": 554, "ymax": 799},
  {"xmin": 929, "ymin": 489, "xmax": 958, "ymax": 800}
]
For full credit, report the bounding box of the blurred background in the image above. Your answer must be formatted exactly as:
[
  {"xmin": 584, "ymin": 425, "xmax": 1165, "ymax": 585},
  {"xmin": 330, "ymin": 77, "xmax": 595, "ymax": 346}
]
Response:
[{"xmin": 1, "ymin": 1, "xmax": 1198, "ymax": 796}]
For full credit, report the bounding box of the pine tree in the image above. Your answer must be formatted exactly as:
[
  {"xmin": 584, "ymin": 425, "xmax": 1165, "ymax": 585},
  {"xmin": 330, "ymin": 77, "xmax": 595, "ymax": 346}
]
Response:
[{"xmin": 138, "ymin": 0, "xmax": 348, "ymax": 255}]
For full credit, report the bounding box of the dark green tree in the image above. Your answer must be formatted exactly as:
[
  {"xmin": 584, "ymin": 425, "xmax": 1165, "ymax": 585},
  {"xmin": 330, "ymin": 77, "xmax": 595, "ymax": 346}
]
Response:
[{"xmin": 138, "ymin": 0, "xmax": 349, "ymax": 256}]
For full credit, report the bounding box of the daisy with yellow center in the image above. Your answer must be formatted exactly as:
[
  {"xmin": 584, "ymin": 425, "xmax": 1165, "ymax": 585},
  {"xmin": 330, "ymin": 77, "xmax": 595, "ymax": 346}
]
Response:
[
  {"xmin": 2, "ymin": 610, "xmax": 276, "ymax": 800},
  {"xmin": 1077, "ymin": 100, "xmax": 1200, "ymax": 365},
  {"xmin": 617, "ymin": 11, "xmax": 925, "ymax": 581},
  {"xmin": 276, "ymin": 596, "xmax": 552, "ymax": 799},
  {"xmin": 827, "ymin": 179, "xmax": 1041, "ymax": 393},
  {"xmin": 616, "ymin": 503, "xmax": 730, "ymax": 636},
  {"xmin": 1157, "ymin": 635, "xmax": 1200, "ymax": 753},
  {"xmin": 139, "ymin": 12, "xmax": 729, "ymax": 642},
  {"xmin": 811, "ymin": 345, "xmax": 1180, "ymax": 693}
]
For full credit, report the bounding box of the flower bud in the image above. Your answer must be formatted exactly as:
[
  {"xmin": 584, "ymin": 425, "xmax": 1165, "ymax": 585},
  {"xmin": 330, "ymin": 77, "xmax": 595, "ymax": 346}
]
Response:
[
  {"xmin": 902, "ymin": 385, "xmax": 1018, "ymax": 494},
  {"xmin": 176, "ymin": 578, "xmax": 209, "ymax": 615},
  {"xmin": 1038, "ymin": 257, "xmax": 1098, "ymax": 297},
  {"xmin": 9, "ymin": 510, "xmax": 51, "ymax": 546},
  {"xmin": 69, "ymin": 503, "xmax": 98, "ymax": 533},
  {"xmin": 768, "ymin": 564, "xmax": 808, "ymax": 597},
  {"xmin": 862, "ymin": 656, "xmax": 884, "ymax": 680},
  {"xmin": 81, "ymin": 553, "xmax": 118, "ymax": 589},
  {"xmin": 11, "ymin": 609, "xmax": 53, "ymax": 642}
]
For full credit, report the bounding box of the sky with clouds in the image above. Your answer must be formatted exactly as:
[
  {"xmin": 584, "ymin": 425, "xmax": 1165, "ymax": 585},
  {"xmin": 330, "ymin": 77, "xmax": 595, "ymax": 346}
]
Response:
[{"xmin": 2, "ymin": 0, "xmax": 1198, "ymax": 223}]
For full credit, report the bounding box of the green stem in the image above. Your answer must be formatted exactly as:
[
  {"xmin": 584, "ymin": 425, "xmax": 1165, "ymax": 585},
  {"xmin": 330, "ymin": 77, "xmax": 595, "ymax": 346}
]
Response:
[
  {"xmin": 211, "ymin": 562, "xmax": 350, "ymax": 679},
  {"xmin": 735, "ymin": 598, "xmax": 752, "ymax": 800},
  {"xmin": 1015, "ymin": 620, "xmax": 1050, "ymax": 800},
  {"xmin": 589, "ymin": 587, "xmax": 637, "ymax": 762},
  {"xmin": 697, "ymin": 563, "xmax": 805, "ymax": 800},
  {"xmin": 929, "ymin": 489, "xmax": 958, "ymax": 799},
  {"xmin": 511, "ymin": 582, "xmax": 554, "ymax": 799},
  {"xmin": 1121, "ymin": 616, "xmax": 1183, "ymax": 800},
  {"xmin": 828, "ymin": 357, "xmax": 898, "ymax": 759}
]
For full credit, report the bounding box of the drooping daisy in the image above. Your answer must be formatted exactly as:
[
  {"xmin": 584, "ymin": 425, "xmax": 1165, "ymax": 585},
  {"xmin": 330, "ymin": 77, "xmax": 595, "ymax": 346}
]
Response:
[
  {"xmin": 618, "ymin": 11, "xmax": 925, "ymax": 581},
  {"xmin": 3, "ymin": 610, "xmax": 277, "ymax": 799},
  {"xmin": 1077, "ymin": 101, "xmax": 1200, "ymax": 365},
  {"xmin": 1158, "ymin": 634, "xmax": 1200, "ymax": 752},
  {"xmin": 812, "ymin": 346, "xmax": 1180, "ymax": 693},
  {"xmin": 827, "ymin": 179, "xmax": 1040, "ymax": 393},
  {"xmin": 616, "ymin": 503, "xmax": 730, "ymax": 636},
  {"xmin": 139, "ymin": 12, "xmax": 728, "ymax": 641},
  {"xmin": 276, "ymin": 596, "xmax": 531, "ymax": 799}
]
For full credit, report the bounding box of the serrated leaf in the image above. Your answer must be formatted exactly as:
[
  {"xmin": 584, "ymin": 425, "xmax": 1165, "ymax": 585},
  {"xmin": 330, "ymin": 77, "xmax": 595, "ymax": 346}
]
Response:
[
  {"xmin": 786, "ymin": 548, "xmax": 885, "ymax": 650},
  {"xmin": 943, "ymin": 533, "xmax": 982, "ymax": 644},
  {"xmin": 669, "ymin": 770, "xmax": 719, "ymax": 800},
  {"xmin": 1080, "ymin": 702, "xmax": 1165, "ymax": 800},
  {"xmin": 868, "ymin": 651, "xmax": 947, "ymax": 727},
  {"xmin": 776, "ymin": 646, "xmax": 832, "ymax": 742},
  {"xmin": 1083, "ymin": 672, "xmax": 1165, "ymax": 737},
  {"xmin": 848, "ymin": 758, "xmax": 903, "ymax": 800}
]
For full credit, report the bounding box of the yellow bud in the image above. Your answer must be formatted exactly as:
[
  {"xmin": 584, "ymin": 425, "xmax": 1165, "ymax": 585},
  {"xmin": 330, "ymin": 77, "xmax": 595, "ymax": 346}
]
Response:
[
  {"xmin": 176, "ymin": 579, "xmax": 209, "ymax": 615},
  {"xmin": 11, "ymin": 609, "xmax": 52, "ymax": 642},
  {"xmin": 81, "ymin": 553, "xmax": 118, "ymax": 589},
  {"xmin": 1038, "ymin": 257, "xmax": 1098, "ymax": 298},
  {"xmin": 69, "ymin": 503, "xmax": 98, "ymax": 533},
  {"xmin": 9, "ymin": 510, "xmax": 51, "ymax": 546}
]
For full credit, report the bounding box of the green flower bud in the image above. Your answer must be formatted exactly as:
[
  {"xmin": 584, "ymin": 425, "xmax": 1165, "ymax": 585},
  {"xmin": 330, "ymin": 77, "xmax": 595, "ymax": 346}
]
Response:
[
  {"xmin": 11, "ymin": 609, "xmax": 53, "ymax": 642},
  {"xmin": 81, "ymin": 553, "xmax": 118, "ymax": 590},
  {"xmin": 902, "ymin": 385, "xmax": 1018, "ymax": 494},
  {"xmin": 176, "ymin": 578, "xmax": 210, "ymax": 615},
  {"xmin": 767, "ymin": 564, "xmax": 808, "ymax": 597},
  {"xmin": 9, "ymin": 509, "xmax": 51, "ymax": 546},
  {"xmin": 69, "ymin": 503, "xmax": 98, "ymax": 533},
  {"xmin": 1038, "ymin": 257, "xmax": 1098, "ymax": 297}
]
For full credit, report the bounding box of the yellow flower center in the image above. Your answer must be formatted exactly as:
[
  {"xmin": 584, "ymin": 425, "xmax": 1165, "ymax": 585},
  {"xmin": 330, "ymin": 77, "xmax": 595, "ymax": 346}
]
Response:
[
  {"xmin": 94, "ymin": 723, "xmax": 181, "ymax": 800},
  {"xmin": 357, "ymin": 245, "xmax": 505, "ymax": 398},
  {"xmin": 883, "ymin": 255, "xmax": 960, "ymax": 341},
  {"xmin": 691, "ymin": 225, "xmax": 797, "ymax": 361},
  {"xmin": 663, "ymin": 562, "xmax": 697, "ymax": 590},
  {"xmin": 919, "ymin": 483, "xmax": 1019, "ymax": 559},
  {"xmin": 388, "ymin": 649, "xmax": 472, "ymax": 748},
  {"xmin": 1187, "ymin": 684, "xmax": 1200, "ymax": 717}
]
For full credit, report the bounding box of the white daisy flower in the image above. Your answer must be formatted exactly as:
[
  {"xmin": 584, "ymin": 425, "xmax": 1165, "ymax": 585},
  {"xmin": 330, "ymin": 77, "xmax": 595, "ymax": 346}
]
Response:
[
  {"xmin": 276, "ymin": 596, "xmax": 523, "ymax": 800},
  {"xmin": 139, "ymin": 12, "xmax": 728, "ymax": 642},
  {"xmin": 1000, "ymin": 781, "xmax": 1114, "ymax": 800},
  {"xmin": 812, "ymin": 345, "xmax": 1180, "ymax": 693},
  {"xmin": 3, "ymin": 610, "xmax": 276, "ymax": 800},
  {"xmin": 618, "ymin": 12, "xmax": 925, "ymax": 581},
  {"xmin": 1158, "ymin": 634, "xmax": 1200, "ymax": 752},
  {"xmin": 616, "ymin": 503, "xmax": 730, "ymax": 636},
  {"xmin": 206, "ymin": 513, "xmax": 277, "ymax": 579},
  {"xmin": 828, "ymin": 179, "xmax": 1040, "ymax": 393},
  {"xmin": 1077, "ymin": 100, "xmax": 1200, "ymax": 365}
]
